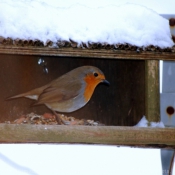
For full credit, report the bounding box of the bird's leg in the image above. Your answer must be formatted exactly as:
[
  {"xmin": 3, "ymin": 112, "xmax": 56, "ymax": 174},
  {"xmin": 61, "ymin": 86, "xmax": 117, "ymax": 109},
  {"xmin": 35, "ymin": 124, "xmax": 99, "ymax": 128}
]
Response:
[
  {"xmin": 52, "ymin": 111, "xmax": 67, "ymax": 125},
  {"xmin": 52, "ymin": 111, "xmax": 63, "ymax": 125}
]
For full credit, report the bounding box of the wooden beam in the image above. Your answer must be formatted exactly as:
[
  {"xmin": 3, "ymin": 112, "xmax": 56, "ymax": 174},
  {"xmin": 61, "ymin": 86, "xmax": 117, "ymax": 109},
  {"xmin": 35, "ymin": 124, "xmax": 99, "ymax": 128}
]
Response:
[
  {"xmin": 0, "ymin": 124, "xmax": 175, "ymax": 149},
  {"xmin": 0, "ymin": 46, "xmax": 175, "ymax": 60},
  {"xmin": 145, "ymin": 60, "xmax": 160, "ymax": 122}
]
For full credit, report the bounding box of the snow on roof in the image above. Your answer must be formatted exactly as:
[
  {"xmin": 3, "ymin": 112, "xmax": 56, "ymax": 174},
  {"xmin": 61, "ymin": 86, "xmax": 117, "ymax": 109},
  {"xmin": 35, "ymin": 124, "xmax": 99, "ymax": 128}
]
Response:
[{"xmin": 0, "ymin": 1, "xmax": 174, "ymax": 48}]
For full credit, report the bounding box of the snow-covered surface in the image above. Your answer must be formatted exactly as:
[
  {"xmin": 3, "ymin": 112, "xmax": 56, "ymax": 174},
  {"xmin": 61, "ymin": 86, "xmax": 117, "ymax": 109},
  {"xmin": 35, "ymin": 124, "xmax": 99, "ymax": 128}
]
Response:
[
  {"xmin": 135, "ymin": 116, "xmax": 165, "ymax": 128},
  {"xmin": 0, "ymin": 1, "xmax": 174, "ymax": 48},
  {"xmin": 0, "ymin": 144, "xmax": 162, "ymax": 175}
]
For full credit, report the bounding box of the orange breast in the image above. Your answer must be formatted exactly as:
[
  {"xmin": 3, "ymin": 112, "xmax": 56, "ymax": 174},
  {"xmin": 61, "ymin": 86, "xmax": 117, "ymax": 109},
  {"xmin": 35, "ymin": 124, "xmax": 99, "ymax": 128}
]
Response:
[{"xmin": 84, "ymin": 75, "xmax": 101, "ymax": 102}]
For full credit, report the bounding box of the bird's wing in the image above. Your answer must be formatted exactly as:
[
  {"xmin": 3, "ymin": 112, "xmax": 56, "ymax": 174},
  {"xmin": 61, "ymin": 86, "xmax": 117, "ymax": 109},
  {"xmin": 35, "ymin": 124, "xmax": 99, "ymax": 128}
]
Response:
[{"xmin": 34, "ymin": 82, "xmax": 82, "ymax": 105}]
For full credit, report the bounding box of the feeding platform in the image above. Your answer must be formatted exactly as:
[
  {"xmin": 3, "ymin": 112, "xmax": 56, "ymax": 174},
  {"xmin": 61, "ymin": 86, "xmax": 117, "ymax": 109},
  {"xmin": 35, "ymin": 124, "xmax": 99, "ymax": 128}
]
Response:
[
  {"xmin": 0, "ymin": 40, "xmax": 175, "ymax": 149},
  {"xmin": 0, "ymin": 2, "xmax": 175, "ymax": 148}
]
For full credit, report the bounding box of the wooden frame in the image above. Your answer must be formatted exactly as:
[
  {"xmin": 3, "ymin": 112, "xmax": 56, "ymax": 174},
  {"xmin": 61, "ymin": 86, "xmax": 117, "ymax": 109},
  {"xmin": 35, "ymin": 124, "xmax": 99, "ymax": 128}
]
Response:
[
  {"xmin": 0, "ymin": 45, "xmax": 175, "ymax": 60},
  {"xmin": 0, "ymin": 45, "xmax": 175, "ymax": 148},
  {"xmin": 0, "ymin": 124, "xmax": 175, "ymax": 149}
]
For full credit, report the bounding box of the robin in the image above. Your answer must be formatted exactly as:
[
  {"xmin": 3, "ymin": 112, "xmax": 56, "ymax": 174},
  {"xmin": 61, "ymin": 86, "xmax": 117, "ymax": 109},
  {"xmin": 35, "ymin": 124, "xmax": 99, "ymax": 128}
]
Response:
[{"xmin": 8, "ymin": 66, "xmax": 109, "ymax": 124}]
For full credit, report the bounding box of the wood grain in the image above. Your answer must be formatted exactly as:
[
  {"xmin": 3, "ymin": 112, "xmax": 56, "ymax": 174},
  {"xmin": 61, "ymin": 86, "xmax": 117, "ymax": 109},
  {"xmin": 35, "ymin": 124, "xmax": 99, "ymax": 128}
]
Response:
[
  {"xmin": 0, "ymin": 46, "xmax": 175, "ymax": 60},
  {"xmin": 145, "ymin": 60, "xmax": 160, "ymax": 122},
  {"xmin": 0, "ymin": 124, "xmax": 175, "ymax": 149}
]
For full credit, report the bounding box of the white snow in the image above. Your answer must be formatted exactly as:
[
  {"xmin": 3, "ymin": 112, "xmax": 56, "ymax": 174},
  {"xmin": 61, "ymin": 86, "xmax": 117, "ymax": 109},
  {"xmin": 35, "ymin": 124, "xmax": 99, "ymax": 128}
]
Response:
[
  {"xmin": 150, "ymin": 121, "xmax": 165, "ymax": 128},
  {"xmin": 0, "ymin": 1, "xmax": 174, "ymax": 48},
  {"xmin": 135, "ymin": 116, "xmax": 165, "ymax": 128},
  {"xmin": 0, "ymin": 144, "xmax": 162, "ymax": 175},
  {"xmin": 135, "ymin": 116, "xmax": 149, "ymax": 127}
]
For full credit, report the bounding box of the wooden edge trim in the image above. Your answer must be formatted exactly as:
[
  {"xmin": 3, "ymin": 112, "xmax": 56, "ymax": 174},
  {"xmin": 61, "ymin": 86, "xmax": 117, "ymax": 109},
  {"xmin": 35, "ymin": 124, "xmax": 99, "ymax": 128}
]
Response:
[
  {"xmin": 0, "ymin": 46, "xmax": 175, "ymax": 60},
  {"xmin": 0, "ymin": 124, "xmax": 175, "ymax": 149}
]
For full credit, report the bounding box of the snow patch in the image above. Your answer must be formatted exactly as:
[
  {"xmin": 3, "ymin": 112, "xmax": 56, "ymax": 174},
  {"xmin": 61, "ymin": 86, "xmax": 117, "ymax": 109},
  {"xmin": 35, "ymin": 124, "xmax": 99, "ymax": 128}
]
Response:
[{"xmin": 135, "ymin": 116, "xmax": 165, "ymax": 128}]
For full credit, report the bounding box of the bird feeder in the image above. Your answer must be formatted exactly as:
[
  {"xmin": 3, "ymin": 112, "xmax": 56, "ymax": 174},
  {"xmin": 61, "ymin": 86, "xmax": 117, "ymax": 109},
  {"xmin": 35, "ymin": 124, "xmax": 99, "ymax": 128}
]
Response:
[{"xmin": 0, "ymin": 16, "xmax": 175, "ymax": 149}]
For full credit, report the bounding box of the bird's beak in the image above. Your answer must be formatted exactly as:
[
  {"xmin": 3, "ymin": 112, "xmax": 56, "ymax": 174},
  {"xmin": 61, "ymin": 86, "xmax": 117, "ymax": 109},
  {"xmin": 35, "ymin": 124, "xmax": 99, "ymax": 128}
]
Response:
[{"xmin": 102, "ymin": 79, "xmax": 110, "ymax": 85}]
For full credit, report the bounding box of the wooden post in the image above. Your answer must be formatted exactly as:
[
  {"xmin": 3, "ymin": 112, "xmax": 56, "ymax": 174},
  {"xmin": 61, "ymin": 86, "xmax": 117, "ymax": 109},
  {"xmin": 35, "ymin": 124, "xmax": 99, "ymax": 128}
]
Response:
[{"xmin": 145, "ymin": 60, "xmax": 160, "ymax": 122}]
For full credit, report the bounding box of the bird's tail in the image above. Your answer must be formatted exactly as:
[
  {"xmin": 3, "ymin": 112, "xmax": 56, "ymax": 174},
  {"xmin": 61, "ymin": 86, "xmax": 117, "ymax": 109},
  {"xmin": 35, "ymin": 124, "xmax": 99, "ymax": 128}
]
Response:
[
  {"xmin": 6, "ymin": 84, "xmax": 49, "ymax": 101},
  {"xmin": 6, "ymin": 92, "xmax": 38, "ymax": 100}
]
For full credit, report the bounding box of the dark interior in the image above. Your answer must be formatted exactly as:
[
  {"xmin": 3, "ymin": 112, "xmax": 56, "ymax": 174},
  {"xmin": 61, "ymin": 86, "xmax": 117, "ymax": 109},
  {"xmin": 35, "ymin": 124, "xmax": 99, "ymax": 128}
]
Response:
[{"xmin": 0, "ymin": 54, "xmax": 145, "ymax": 126}]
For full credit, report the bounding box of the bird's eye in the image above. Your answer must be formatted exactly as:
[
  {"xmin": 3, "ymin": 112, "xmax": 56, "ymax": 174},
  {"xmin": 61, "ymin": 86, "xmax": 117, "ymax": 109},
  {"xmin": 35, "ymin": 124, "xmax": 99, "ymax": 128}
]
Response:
[{"xmin": 94, "ymin": 72, "xmax": 98, "ymax": 77}]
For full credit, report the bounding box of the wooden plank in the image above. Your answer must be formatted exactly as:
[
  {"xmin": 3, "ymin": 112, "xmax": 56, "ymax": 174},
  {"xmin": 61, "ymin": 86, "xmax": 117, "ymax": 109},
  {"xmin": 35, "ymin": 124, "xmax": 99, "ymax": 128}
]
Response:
[
  {"xmin": 145, "ymin": 60, "xmax": 160, "ymax": 122},
  {"xmin": 0, "ymin": 45, "xmax": 175, "ymax": 60},
  {"xmin": 0, "ymin": 124, "xmax": 175, "ymax": 149}
]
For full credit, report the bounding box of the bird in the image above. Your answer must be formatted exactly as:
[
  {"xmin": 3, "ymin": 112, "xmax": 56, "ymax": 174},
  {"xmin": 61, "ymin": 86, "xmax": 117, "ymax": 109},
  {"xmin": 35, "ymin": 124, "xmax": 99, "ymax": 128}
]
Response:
[{"xmin": 7, "ymin": 66, "xmax": 109, "ymax": 124}]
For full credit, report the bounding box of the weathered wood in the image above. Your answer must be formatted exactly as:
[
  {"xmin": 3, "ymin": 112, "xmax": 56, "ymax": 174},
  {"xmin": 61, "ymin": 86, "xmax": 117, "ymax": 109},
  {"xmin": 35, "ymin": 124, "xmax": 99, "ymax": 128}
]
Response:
[
  {"xmin": 0, "ymin": 46, "xmax": 175, "ymax": 60},
  {"xmin": 145, "ymin": 60, "xmax": 160, "ymax": 122},
  {"xmin": 0, "ymin": 124, "xmax": 175, "ymax": 149}
]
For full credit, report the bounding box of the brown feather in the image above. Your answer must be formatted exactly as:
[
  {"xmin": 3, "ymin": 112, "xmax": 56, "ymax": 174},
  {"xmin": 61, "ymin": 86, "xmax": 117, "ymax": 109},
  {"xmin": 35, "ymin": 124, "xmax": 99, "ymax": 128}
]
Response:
[{"xmin": 34, "ymin": 79, "xmax": 82, "ymax": 105}]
